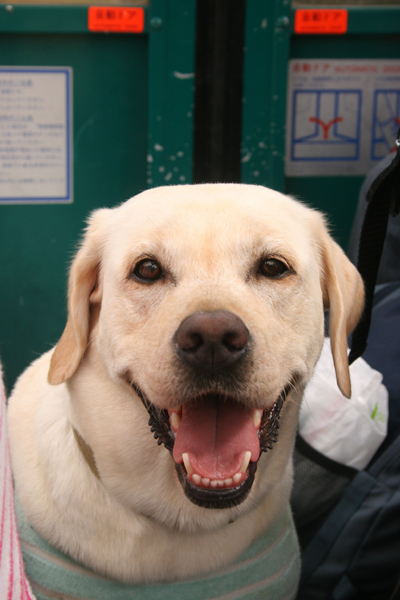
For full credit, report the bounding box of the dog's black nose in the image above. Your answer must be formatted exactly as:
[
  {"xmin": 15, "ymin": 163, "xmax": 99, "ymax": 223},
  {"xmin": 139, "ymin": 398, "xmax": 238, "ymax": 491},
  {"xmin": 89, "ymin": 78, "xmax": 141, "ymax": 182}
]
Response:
[{"xmin": 175, "ymin": 311, "xmax": 249, "ymax": 372}]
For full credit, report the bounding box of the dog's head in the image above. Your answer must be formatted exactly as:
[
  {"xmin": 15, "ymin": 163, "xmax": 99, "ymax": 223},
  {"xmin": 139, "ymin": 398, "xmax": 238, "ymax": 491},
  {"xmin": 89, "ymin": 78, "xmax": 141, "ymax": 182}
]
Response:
[{"xmin": 48, "ymin": 184, "xmax": 364, "ymax": 511}]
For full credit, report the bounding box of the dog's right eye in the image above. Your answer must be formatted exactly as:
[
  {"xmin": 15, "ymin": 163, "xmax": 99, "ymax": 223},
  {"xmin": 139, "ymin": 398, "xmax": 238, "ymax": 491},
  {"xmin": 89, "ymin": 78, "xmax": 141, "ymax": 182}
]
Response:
[
  {"xmin": 259, "ymin": 258, "xmax": 289, "ymax": 278},
  {"xmin": 132, "ymin": 259, "xmax": 163, "ymax": 283}
]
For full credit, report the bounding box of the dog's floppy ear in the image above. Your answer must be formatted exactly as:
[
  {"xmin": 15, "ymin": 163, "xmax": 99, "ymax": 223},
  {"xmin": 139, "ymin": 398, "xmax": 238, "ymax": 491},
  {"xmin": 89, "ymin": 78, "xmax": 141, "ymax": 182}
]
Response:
[
  {"xmin": 48, "ymin": 209, "xmax": 110, "ymax": 385},
  {"xmin": 317, "ymin": 218, "xmax": 364, "ymax": 399}
]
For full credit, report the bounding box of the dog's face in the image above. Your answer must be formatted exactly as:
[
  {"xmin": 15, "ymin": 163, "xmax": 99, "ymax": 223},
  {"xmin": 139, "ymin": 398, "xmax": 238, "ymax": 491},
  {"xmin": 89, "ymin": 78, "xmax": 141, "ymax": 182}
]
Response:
[{"xmin": 48, "ymin": 184, "xmax": 363, "ymax": 517}]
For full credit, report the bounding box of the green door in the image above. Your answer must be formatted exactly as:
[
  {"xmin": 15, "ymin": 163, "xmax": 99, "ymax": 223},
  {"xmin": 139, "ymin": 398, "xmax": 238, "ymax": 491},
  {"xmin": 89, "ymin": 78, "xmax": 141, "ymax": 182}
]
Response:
[
  {"xmin": 242, "ymin": 0, "xmax": 400, "ymax": 246},
  {"xmin": 0, "ymin": 0, "xmax": 196, "ymax": 389}
]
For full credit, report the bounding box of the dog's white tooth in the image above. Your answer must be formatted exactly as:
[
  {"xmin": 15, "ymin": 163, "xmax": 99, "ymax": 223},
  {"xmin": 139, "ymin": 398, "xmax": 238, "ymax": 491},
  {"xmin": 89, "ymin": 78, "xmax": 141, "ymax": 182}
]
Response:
[
  {"xmin": 210, "ymin": 480, "xmax": 218, "ymax": 488},
  {"xmin": 240, "ymin": 451, "xmax": 252, "ymax": 473},
  {"xmin": 192, "ymin": 474, "xmax": 201, "ymax": 485},
  {"xmin": 233, "ymin": 473, "xmax": 242, "ymax": 484},
  {"xmin": 224, "ymin": 478, "xmax": 233, "ymax": 487},
  {"xmin": 202, "ymin": 478, "xmax": 210, "ymax": 486},
  {"xmin": 182, "ymin": 453, "xmax": 193, "ymax": 475},
  {"xmin": 253, "ymin": 409, "xmax": 262, "ymax": 428},
  {"xmin": 217, "ymin": 480, "xmax": 224, "ymax": 487},
  {"xmin": 170, "ymin": 412, "xmax": 181, "ymax": 430}
]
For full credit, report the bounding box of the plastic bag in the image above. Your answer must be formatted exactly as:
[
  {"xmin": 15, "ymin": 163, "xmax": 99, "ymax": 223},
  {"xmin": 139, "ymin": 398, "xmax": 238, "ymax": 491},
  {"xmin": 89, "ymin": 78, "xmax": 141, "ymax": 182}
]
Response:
[{"xmin": 299, "ymin": 338, "xmax": 388, "ymax": 470}]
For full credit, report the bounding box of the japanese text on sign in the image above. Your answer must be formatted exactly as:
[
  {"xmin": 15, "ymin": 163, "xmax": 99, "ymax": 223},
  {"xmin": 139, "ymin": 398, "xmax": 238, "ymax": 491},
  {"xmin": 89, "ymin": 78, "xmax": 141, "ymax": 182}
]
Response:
[
  {"xmin": 295, "ymin": 9, "xmax": 348, "ymax": 35},
  {"xmin": 0, "ymin": 67, "xmax": 72, "ymax": 203},
  {"xmin": 88, "ymin": 7, "xmax": 145, "ymax": 33}
]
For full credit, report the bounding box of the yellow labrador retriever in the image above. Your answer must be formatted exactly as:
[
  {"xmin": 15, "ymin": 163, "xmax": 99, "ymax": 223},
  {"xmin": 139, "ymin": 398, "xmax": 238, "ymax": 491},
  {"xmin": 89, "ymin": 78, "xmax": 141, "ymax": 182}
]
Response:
[{"xmin": 8, "ymin": 184, "xmax": 363, "ymax": 586}]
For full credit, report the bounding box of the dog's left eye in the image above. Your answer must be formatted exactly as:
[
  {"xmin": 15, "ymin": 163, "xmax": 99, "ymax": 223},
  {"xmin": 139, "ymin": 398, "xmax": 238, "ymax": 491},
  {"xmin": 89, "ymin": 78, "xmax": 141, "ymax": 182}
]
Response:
[
  {"xmin": 132, "ymin": 259, "xmax": 163, "ymax": 282},
  {"xmin": 259, "ymin": 258, "xmax": 289, "ymax": 278}
]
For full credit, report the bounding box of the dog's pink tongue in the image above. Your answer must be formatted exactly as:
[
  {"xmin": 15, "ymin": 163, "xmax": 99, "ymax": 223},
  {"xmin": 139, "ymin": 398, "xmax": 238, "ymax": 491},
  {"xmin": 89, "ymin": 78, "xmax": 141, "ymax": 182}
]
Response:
[{"xmin": 173, "ymin": 396, "xmax": 260, "ymax": 480}]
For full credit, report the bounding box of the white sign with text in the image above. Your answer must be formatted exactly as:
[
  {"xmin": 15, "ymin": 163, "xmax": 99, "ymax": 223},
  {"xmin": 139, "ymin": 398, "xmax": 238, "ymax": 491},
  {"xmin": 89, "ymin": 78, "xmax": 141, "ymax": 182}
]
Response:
[
  {"xmin": 286, "ymin": 59, "xmax": 400, "ymax": 177},
  {"xmin": 0, "ymin": 67, "xmax": 72, "ymax": 203}
]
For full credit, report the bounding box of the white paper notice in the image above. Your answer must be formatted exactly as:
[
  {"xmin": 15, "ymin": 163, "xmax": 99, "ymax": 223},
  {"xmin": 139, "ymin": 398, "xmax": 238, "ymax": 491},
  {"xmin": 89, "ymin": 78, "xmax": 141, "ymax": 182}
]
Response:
[
  {"xmin": 285, "ymin": 59, "xmax": 400, "ymax": 177},
  {"xmin": 0, "ymin": 67, "xmax": 72, "ymax": 203}
]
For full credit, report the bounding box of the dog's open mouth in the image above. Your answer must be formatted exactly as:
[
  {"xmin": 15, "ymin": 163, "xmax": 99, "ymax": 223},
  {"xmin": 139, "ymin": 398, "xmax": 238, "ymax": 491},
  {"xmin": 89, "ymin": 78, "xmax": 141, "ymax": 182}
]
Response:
[{"xmin": 131, "ymin": 383, "xmax": 292, "ymax": 509}]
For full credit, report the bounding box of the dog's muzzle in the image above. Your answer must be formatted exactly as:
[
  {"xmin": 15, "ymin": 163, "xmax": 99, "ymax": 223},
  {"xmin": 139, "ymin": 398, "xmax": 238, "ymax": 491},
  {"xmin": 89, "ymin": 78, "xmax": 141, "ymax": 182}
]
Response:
[{"xmin": 130, "ymin": 311, "xmax": 293, "ymax": 510}]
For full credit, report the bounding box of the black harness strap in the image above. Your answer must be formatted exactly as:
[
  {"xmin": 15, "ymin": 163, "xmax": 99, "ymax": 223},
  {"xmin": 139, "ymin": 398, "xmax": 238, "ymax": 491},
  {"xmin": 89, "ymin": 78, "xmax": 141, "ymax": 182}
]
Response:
[{"xmin": 348, "ymin": 129, "xmax": 400, "ymax": 365}]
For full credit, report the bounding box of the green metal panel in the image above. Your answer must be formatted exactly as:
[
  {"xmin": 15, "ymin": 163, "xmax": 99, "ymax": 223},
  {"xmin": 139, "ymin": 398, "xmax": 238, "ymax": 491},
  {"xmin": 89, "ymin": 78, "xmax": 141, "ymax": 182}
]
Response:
[
  {"xmin": 0, "ymin": 5, "xmax": 99, "ymax": 33},
  {"xmin": 0, "ymin": 1, "xmax": 196, "ymax": 390},
  {"xmin": 241, "ymin": 0, "xmax": 291, "ymax": 192},
  {"xmin": 148, "ymin": 0, "xmax": 196, "ymax": 186},
  {"xmin": 345, "ymin": 6, "xmax": 400, "ymax": 32},
  {"xmin": 242, "ymin": 2, "xmax": 400, "ymax": 247}
]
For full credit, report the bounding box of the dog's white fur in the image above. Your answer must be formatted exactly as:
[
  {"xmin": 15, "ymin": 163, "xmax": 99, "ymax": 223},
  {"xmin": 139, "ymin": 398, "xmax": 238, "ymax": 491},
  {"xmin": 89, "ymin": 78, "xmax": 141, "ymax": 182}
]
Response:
[{"xmin": 8, "ymin": 184, "xmax": 364, "ymax": 584}]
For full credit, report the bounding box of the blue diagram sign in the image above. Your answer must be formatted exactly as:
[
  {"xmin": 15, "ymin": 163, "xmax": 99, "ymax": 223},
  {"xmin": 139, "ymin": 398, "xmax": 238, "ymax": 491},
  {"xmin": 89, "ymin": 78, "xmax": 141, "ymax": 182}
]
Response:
[
  {"xmin": 0, "ymin": 67, "xmax": 72, "ymax": 204},
  {"xmin": 286, "ymin": 60, "xmax": 400, "ymax": 177},
  {"xmin": 291, "ymin": 90, "xmax": 361, "ymax": 162},
  {"xmin": 372, "ymin": 90, "xmax": 400, "ymax": 160}
]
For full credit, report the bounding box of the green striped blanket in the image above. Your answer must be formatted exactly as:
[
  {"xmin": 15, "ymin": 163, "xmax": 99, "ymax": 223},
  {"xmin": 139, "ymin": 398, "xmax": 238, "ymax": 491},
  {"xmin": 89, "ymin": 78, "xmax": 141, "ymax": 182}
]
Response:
[{"xmin": 16, "ymin": 498, "xmax": 300, "ymax": 600}]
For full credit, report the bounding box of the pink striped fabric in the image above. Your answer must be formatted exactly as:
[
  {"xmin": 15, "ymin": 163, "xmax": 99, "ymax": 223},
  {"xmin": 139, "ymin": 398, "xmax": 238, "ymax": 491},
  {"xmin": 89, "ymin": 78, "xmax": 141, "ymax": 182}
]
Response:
[{"xmin": 0, "ymin": 367, "xmax": 35, "ymax": 600}]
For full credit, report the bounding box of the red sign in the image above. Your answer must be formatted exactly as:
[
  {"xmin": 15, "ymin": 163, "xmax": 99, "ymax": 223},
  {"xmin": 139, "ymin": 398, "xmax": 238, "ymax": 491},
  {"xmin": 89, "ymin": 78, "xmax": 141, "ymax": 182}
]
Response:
[
  {"xmin": 294, "ymin": 9, "xmax": 348, "ymax": 35},
  {"xmin": 88, "ymin": 6, "xmax": 145, "ymax": 33}
]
